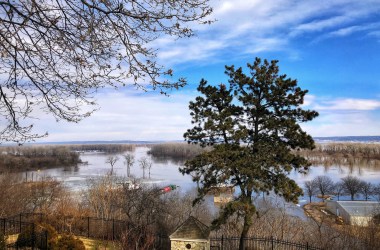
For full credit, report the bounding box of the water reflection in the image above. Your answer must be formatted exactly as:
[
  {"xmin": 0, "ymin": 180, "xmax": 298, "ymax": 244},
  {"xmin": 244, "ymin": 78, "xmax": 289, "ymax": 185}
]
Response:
[
  {"xmin": 149, "ymin": 155, "xmax": 186, "ymax": 165},
  {"xmin": 10, "ymin": 147, "xmax": 380, "ymax": 195},
  {"xmin": 18, "ymin": 146, "xmax": 194, "ymax": 192},
  {"xmin": 306, "ymin": 155, "xmax": 380, "ymax": 170}
]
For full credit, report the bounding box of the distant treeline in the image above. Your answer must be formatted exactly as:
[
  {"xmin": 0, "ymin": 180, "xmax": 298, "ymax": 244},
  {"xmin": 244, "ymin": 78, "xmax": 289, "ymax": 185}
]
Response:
[
  {"xmin": 148, "ymin": 142, "xmax": 380, "ymax": 167},
  {"xmin": 148, "ymin": 143, "xmax": 207, "ymax": 160},
  {"xmin": 68, "ymin": 144, "xmax": 135, "ymax": 153},
  {"xmin": 0, "ymin": 146, "xmax": 81, "ymax": 172},
  {"xmin": 298, "ymin": 143, "xmax": 380, "ymax": 160}
]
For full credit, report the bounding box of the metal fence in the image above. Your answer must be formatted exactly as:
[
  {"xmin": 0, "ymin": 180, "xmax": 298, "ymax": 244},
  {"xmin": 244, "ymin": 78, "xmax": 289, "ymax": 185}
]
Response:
[
  {"xmin": 6, "ymin": 213, "xmax": 130, "ymax": 241},
  {"xmin": 209, "ymin": 236, "xmax": 322, "ymax": 250},
  {"xmin": 153, "ymin": 235, "xmax": 323, "ymax": 250},
  {"xmin": 5, "ymin": 214, "xmax": 323, "ymax": 250},
  {"xmin": 0, "ymin": 217, "xmax": 48, "ymax": 249}
]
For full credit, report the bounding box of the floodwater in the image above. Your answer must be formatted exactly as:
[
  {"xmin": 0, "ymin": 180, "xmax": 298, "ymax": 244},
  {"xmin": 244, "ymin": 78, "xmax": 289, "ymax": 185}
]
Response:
[
  {"xmin": 21, "ymin": 146, "xmax": 195, "ymax": 192},
  {"xmin": 15, "ymin": 145, "xmax": 380, "ymax": 216}
]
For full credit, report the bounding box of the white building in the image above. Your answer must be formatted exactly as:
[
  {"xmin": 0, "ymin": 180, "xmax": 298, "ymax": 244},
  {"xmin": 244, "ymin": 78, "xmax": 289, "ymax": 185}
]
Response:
[{"xmin": 326, "ymin": 200, "xmax": 380, "ymax": 226}]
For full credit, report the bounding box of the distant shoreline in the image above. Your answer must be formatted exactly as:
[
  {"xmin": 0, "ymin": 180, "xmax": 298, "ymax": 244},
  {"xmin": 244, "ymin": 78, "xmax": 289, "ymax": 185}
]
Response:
[
  {"xmin": 314, "ymin": 136, "xmax": 380, "ymax": 143},
  {"xmin": 2, "ymin": 136, "xmax": 380, "ymax": 146}
]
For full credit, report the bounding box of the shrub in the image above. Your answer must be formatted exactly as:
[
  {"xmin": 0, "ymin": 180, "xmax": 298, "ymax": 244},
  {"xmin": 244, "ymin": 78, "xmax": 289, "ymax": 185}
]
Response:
[
  {"xmin": 16, "ymin": 223, "xmax": 58, "ymax": 249},
  {"xmin": 39, "ymin": 223, "xmax": 58, "ymax": 249},
  {"xmin": 373, "ymin": 214, "xmax": 380, "ymax": 225},
  {"xmin": 0, "ymin": 234, "xmax": 6, "ymax": 250},
  {"xmin": 16, "ymin": 225, "xmax": 35, "ymax": 248},
  {"xmin": 53, "ymin": 235, "xmax": 85, "ymax": 250}
]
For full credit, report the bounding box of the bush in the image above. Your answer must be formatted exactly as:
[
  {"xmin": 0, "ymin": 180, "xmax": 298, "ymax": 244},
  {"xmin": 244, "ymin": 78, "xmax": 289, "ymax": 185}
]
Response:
[
  {"xmin": 16, "ymin": 225, "xmax": 35, "ymax": 248},
  {"xmin": 16, "ymin": 223, "xmax": 58, "ymax": 249},
  {"xmin": 39, "ymin": 223, "xmax": 58, "ymax": 249},
  {"xmin": 53, "ymin": 235, "xmax": 85, "ymax": 250},
  {"xmin": 0, "ymin": 234, "xmax": 6, "ymax": 250}
]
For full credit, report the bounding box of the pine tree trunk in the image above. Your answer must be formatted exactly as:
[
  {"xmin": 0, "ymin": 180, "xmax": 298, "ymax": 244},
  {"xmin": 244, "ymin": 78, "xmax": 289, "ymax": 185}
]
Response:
[
  {"xmin": 239, "ymin": 192, "xmax": 253, "ymax": 250},
  {"xmin": 239, "ymin": 214, "xmax": 250, "ymax": 250}
]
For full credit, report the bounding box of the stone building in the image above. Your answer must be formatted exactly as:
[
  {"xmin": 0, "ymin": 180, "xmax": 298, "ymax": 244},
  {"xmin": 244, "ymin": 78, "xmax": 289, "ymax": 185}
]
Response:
[{"xmin": 169, "ymin": 216, "xmax": 210, "ymax": 250}]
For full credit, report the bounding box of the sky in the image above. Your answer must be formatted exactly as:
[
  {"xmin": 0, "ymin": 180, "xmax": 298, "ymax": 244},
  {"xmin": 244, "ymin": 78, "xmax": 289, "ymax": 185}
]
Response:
[{"xmin": 35, "ymin": 0, "xmax": 380, "ymax": 142}]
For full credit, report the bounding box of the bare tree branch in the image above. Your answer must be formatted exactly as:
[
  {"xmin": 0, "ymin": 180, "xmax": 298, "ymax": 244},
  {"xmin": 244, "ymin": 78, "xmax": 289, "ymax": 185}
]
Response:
[{"xmin": 0, "ymin": 0, "xmax": 213, "ymax": 143}]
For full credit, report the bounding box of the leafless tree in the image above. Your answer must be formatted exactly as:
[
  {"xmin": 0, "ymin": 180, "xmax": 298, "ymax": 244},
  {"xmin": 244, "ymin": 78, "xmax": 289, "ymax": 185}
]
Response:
[
  {"xmin": 106, "ymin": 155, "xmax": 119, "ymax": 175},
  {"xmin": 333, "ymin": 181, "xmax": 345, "ymax": 201},
  {"xmin": 139, "ymin": 156, "xmax": 151, "ymax": 179},
  {"xmin": 26, "ymin": 176, "xmax": 65, "ymax": 213},
  {"xmin": 0, "ymin": 172, "xmax": 27, "ymax": 216},
  {"xmin": 0, "ymin": 0, "xmax": 213, "ymax": 144},
  {"xmin": 124, "ymin": 153, "xmax": 134, "ymax": 177},
  {"xmin": 361, "ymin": 181, "xmax": 374, "ymax": 201},
  {"xmin": 341, "ymin": 175, "xmax": 363, "ymax": 201},
  {"xmin": 374, "ymin": 184, "xmax": 380, "ymax": 201},
  {"xmin": 312, "ymin": 176, "xmax": 334, "ymax": 201},
  {"xmin": 304, "ymin": 180, "xmax": 317, "ymax": 203},
  {"xmin": 148, "ymin": 161, "xmax": 153, "ymax": 179},
  {"xmin": 82, "ymin": 174, "xmax": 125, "ymax": 220}
]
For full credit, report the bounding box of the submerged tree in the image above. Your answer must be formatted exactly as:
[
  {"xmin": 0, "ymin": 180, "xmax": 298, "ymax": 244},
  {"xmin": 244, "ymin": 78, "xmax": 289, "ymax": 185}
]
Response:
[
  {"xmin": 312, "ymin": 175, "xmax": 334, "ymax": 201},
  {"xmin": 139, "ymin": 156, "xmax": 152, "ymax": 179},
  {"xmin": 333, "ymin": 181, "xmax": 345, "ymax": 201},
  {"xmin": 124, "ymin": 153, "xmax": 135, "ymax": 177},
  {"xmin": 361, "ymin": 181, "xmax": 374, "ymax": 201},
  {"xmin": 0, "ymin": 0, "xmax": 212, "ymax": 144},
  {"xmin": 304, "ymin": 180, "xmax": 317, "ymax": 203},
  {"xmin": 105, "ymin": 155, "xmax": 119, "ymax": 175},
  {"xmin": 181, "ymin": 58, "xmax": 318, "ymax": 250},
  {"xmin": 341, "ymin": 175, "xmax": 363, "ymax": 201}
]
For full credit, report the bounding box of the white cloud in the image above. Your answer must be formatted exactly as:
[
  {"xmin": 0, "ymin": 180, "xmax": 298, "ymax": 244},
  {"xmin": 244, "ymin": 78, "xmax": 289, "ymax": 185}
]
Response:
[
  {"xmin": 302, "ymin": 94, "xmax": 316, "ymax": 107},
  {"xmin": 152, "ymin": 0, "xmax": 380, "ymax": 66},
  {"xmin": 315, "ymin": 98, "xmax": 380, "ymax": 111},
  {"xmin": 302, "ymin": 111, "xmax": 380, "ymax": 137},
  {"xmin": 300, "ymin": 96, "xmax": 380, "ymax": 137},
  {"xmin": 290, "ymin": 16, "xmax": 353, "ymax": 37},
  {"xmin": 34, "ymin": 90, "xmax": 380, "ymax": 142},
  {"xmin": 33, "ymin": 91, "xmax": 196, "ymax": 142}
]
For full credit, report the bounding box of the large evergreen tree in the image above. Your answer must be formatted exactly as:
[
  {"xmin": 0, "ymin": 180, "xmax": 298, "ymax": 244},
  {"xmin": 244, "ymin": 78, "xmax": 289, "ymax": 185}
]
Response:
[{"xmin": 181, "ymin": 57, "xmax": 318, "ymax": 250}]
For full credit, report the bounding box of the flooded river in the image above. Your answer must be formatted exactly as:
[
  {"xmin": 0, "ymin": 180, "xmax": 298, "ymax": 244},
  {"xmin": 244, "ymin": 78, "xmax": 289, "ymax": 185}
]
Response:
[{"xmin": 16, "ymin": 145, "xmax": 380, "ymax": 209}]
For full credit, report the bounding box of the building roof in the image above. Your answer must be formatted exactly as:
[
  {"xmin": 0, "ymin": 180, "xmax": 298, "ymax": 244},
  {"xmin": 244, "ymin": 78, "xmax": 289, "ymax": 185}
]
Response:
[
  {"xmin": 170, "ymin": 216, "xmax": 210, "ymax": 240},
  {"xmin": 337, "ymin": 201, "xmax": 380, "ymax": 217}
]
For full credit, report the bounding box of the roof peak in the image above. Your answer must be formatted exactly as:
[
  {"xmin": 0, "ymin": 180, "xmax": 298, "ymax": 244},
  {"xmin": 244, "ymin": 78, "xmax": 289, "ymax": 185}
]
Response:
[{"xmin": 170, "ymin": 216, "xmax": 210, "ymax": 240}]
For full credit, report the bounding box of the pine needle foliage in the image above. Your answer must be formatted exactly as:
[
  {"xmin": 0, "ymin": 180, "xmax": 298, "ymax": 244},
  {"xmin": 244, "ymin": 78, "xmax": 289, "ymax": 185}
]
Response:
[{"xmin": 181, "ymin": 58, "xmax": 318, "ymax": 250}]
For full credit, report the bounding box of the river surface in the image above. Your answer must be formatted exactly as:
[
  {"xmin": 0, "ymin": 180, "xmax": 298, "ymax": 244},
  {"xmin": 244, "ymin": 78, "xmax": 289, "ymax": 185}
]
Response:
[
  {"xmin": 15, "ymin": 145, "xmax": 380, "ymax": 216},
  {"xmin": 21, "ymin": 146, "xmax": 195, "ymax": 192}
]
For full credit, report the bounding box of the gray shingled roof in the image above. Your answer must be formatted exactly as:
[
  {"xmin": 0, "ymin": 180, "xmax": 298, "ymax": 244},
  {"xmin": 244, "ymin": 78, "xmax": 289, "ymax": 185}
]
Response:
[
  {"xmin": 170, "ymin": 216, "xmax": 210, "ymax": 240},
  {"xmin": 338, "ymin": 201, "xmax": 380, "ymax": 216}
]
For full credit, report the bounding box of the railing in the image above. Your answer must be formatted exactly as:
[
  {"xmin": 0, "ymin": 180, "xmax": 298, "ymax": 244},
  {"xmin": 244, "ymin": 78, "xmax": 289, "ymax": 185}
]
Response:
[
  {"xmin": 5, "ymin": 214, "xmax": 323, "ymax": 250},
  {"xmin": 209, "ymin": 236, "xmax": 322, "ymax": 250},
  {"xmin": 0, "ymin": 217, "xmax": 48, "ymax": 249},
  {"xmin": 154, "ymin": 235, "xmax": 323, "ymax": 250},
  {"xmin": 6, "ymin": 213, "xmax": 130, "ymax": 241}
]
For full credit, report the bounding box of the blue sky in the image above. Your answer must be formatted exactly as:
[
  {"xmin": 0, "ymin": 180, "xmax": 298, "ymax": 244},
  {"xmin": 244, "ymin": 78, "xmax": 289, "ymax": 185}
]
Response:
[{"xmin": 36, "ymin": 0, "xmax": 380, "ymax": 142}]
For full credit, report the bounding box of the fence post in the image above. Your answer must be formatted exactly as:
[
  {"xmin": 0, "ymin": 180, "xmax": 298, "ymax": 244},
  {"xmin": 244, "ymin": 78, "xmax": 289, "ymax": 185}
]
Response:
[
  {"xmin": 271, "ymin": 236, "xmax": 274, "ymax": 250},
  {"xmin": 221, "ymin": 235, "xmax": 223, "ymax": 250},
  {"xmin": 87, "ymin": 217, "xmax": 90, "ymax": 238},
  {"xmin": 19, "ymin": 214, "xmax": 22, "ymax": 233},
  {"xmin": 32, "ymin": 223, "xmax": 35, "ymax": 250},
  {"xmin": 45, "ymin": 229, "xmax": 48, "ymax": 250},
  {"xmin": 2, "ymin": 219, "xmax": 5, "ymax": 236},
  {"xmin": 112, "ymin": 219, "xmax": 115, "ymax": 241}
]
